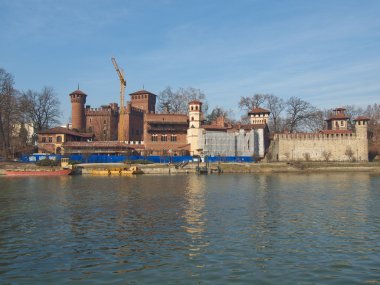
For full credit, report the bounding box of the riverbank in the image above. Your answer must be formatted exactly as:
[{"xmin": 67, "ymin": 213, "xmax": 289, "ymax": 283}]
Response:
[{"xmin": 2, "ymin": 161, "xmax": 380, "ymax": 175}]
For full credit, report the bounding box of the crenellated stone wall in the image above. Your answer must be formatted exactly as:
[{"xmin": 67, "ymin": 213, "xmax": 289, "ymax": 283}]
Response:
[{"xmin": 271, "ymin": 131, "xmax": 368, "ymax": 162}]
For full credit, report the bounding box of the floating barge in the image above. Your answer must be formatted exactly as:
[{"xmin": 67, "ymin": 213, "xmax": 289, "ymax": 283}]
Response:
[{"xmin": 81, "ymin": 165, "xmax": 143, "ymax": 176}]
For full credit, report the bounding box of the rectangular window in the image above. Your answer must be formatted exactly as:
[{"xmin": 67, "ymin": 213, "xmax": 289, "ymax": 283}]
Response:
[
  {"xmin": 171, "ymin": 135, "xmax": 177, "ymax": 142},
  {"xmin": 48, "ymin": 137, "xmax": 52, "ymax": 143},
  {"xmin": 42, "ymin": 137, "xmax": 46, "ymax": 143},
  {"xmin": 161, "ymin": 135, "xmax": 167, "ymax": 142},
  {"xmin": 151, "ymin": 134, "xmax": 158, "ymax": 142}
]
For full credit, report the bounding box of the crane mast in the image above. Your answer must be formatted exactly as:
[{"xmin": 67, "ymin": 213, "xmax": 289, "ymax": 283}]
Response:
[{"xmin": 111, "ymin": 58, "xmax": 127, "ymax": 141}]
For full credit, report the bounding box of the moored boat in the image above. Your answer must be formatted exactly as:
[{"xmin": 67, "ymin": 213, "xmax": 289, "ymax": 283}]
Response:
[
  {"xmin": 83, "ymin": 166, "xmax": 143, "ymax": 176},
  {"xmin": 5, "ymin": 168, "xmax": 72, "ymax": 176}
]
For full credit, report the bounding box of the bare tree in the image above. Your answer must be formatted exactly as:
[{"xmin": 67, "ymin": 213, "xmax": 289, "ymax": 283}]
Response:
[
  {"xmin": 157, "ymin": 86, "xmax": 208, "ymax": 114},
  {"xmin": 285, "ymin": 96, "xmax": 319, "ymax": 132},
  {"xmin": 304, "ymin": 109, "xmax": 325, "ymax": 132},
  {"xmin": 0, "ymin": 68, "xmax": 21, "ymax": 157},
  {"xmin": 238, "ymin": 94, "xmax": 266, "ymax": 111},
  {"xmin": 21, "ymin": 87, "xmax": 61, "ymax": 133},
  {"xmin": 345, "ymin": 147, "xmax": 354, "ymax": 161},
  {"xmin": 263, "ymin": 94, "xmax": 285, "ymax": 132},
  {"xmin": 322, "ymin": 150, "xmax": 332, "ymax": 162},
  {"xmin": 206, "ymin": 106, "xmax": 234, "ymax": 123}
]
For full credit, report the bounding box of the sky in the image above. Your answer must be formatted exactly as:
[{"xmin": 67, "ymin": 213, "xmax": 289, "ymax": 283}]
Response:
[{"xmin": 1, "ymin": 0, "xmax": 379, "ymax": 122}]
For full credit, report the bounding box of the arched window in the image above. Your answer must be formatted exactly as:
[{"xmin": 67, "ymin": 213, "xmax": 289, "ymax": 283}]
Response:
[
  {"xmin": 195, "ymin": 106, "xmax": 198, "ymax": 111},
  {"xmin": 56, "ymin": 136, "xmax": 62, "ymax": 143},
  {"xmin": 191, "ymin": 106, "xmax": 194, "ymax": 111}
]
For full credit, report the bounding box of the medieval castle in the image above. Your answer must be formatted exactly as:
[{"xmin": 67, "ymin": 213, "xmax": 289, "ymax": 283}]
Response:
[{"xmin": 38, "ymin": 89, "xmax": 370, "ymax": 162}]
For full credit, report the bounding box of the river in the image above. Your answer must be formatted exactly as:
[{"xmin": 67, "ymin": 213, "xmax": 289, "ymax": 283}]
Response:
[{"xmin": 1, "ymin": 173, "xmax": 380, "ymax": 284}]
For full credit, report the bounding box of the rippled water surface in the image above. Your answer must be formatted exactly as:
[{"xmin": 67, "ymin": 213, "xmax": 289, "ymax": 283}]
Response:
[{"xmin": 1, "ymin": 173, "xmax": 380, "ymax": 284}]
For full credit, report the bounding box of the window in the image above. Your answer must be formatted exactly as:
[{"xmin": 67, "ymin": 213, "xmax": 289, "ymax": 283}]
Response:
[
  {"xmin": 341, "ymin": 121, "xmax": 344, "ymax": 126},
  {"xmin": 191, "ymin": 117, "xmax": 194, "ymax": 121},
  {"xmin": 161, "ymin": 135, "xmax": 167, "ymax": 142},
  {"xmin": 171, "ymin": 135, "xmax": 177, "ymax": 142},
  {"xmin": 152, "ymin": 134, "xmax": 158, "ymax": 142},
  {"xmin": 42, "ymin": 137, "xmax": 46, "ymax": 143},
  {"xmin": 90, "ymin": 118, "xmax": 92, "ymax": 123},
  {"xmin": 48, "ymin": 137, "xmax": 52, "ymax": 143},
  {"xmin": 104, "ymin": 120, "xmax": 107, "ymax": 125},
  {"xmin": 191, "ymin": 106, "xmax": 194, "ymax": 111},
  {"xmin": 56, "ymin": 136, "xmax": 62, "ymax": 143},
  {"xmin": 195, "ymin": 106, "xmax": 198, "ymax": 111}
]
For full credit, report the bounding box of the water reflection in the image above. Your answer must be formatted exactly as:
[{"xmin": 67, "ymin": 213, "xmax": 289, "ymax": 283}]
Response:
[
  {"xmin": 0, "ymin": 173, "xmax": 380, "ymax": 284},
  {"xmin": 182, "ymin": 176, "xmax": 208, "ymax": 260}
]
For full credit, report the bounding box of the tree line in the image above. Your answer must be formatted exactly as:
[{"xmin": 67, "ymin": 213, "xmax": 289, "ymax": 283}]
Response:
[{"xmin": 0, "ymin": 68, "xmax": 61, "ymax": 158}]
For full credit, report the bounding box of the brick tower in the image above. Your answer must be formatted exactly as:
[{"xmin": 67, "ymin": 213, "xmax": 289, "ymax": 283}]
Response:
[{"xmin": 70, "ymin": 89, "xmax": 87, "ymax": 132}]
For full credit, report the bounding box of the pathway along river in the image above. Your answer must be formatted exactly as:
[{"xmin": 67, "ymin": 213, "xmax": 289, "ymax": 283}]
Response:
[{"xmin": 1, "ymin": 173, "xmax": 380, "ymax": 284}]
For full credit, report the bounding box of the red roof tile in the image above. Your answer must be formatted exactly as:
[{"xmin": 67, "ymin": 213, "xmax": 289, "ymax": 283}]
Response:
[
  {"xmin": 129, "ymin": 90, "xmax": 157, "ymax": 96},
  {"xmin": 248, "ymin": 107, "xmax": 270, "ymax": 115},
  {"xmin": 326, "ymin": 114, "xmax": 350, "ymax": 120},
  {"xmin": 38, "ymin": 127, "xmax": 93, "ymax": 138},
  {"xmin": 239, "ymin": 124, "xmax": 266, "ymax": 130},
  {"xmin": 188, "ymin": 100, "xmax": 203, "ymax": 105},
  {"xmin": 354, "ymin": 116, "xmax": 370, "ymax": 121},
  {"xmin": 63, "ymin": 141, "xmax": 145, "ymax": 149},
  {"xmin": 69, "ymin": 89, "xmax": 87, "ymax": 96}
]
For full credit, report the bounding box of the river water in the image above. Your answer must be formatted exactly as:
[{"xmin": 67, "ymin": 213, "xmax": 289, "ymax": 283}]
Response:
[{"xmin": 0, "ymin": 173, "xmax": 380, "ymax": 284}]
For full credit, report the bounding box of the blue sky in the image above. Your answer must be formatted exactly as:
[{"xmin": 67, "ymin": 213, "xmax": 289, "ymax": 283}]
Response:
[{"xmin": 1, "ymin": 0, "xmax": 379, "ymax": 122}]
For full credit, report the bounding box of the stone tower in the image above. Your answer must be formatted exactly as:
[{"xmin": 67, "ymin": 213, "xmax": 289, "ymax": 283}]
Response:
[
  {"xmin": 188, "ymin": 100, "xmax": 202, "ymax": 128},
  {"xmin": 326, "ymin": 108, "xmax": 350, "ymax": 130},
  {"xmin": 248, "ymin": 107, "xmax": 270, "ymax": 125},
  {"xmin": 70, "ymin": 89, "xmax": 87, "ymax": 132},
  {"xmin": 187, "ymin": 100, "xmax": 203, "ymax": 155},
  {"xmin": 354, "ymin": 116, "xmax": 370, "ymax": 161},
  {"xmin": 354, "ymin": 116, "xmax": 370, "ymax": 139}
]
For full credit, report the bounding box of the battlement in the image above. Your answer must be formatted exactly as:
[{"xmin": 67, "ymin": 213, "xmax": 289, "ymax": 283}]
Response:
[
  {"xmin": 274, "ymin": 132, "xmax": 357, "ymax": 141},
  {"xmin": 86, "ymin": 108, "xmax": 118, "ymax": 116}
]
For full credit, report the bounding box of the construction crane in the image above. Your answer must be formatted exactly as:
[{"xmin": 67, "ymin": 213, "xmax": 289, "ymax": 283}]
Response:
[{"xmin": 111, "ymin": 57, "xmax": 127, "ymax": 141}]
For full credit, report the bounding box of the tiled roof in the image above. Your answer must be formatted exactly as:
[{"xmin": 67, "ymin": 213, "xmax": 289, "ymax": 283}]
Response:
[
  {"xmin": 326, "ymin": 114, "xmax": 350, "ymax": 120},
  {"xmin": 203, "ymin": 125, "xmax": 228, "ymax": 131},
  {"xmin": 63, "ymin": 141, "xmax": 145, "ymax": 149},
  {"xmin": 38, "ymin": 127, "xmax": 93, "ymax": 138},
  {"xmin": 354, "ymin": 116, "xmax": 370, "ymax": 121},
  {"xmin": 69, "ymin": 89, "xmax": 87, "ymax": 96},
  {"xmin": 188, "ymin": 100, "xmax": 203, "ymax": 105},
  {"xmin": 129, "ymin": 90, "xmax": 157, "ymax": 96},
  {"xmin": 248, "ymin": 107, "xmax": 270, "ymax": 115},
  {"xmin": 239, "ymin": 124, "xmax": 266, "ymax": 130}
]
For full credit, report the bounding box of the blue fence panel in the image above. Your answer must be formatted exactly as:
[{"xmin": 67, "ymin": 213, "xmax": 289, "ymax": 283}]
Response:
[{"xmin": 20, "ymin": 154, "xmax": 255, "ymax": 163}]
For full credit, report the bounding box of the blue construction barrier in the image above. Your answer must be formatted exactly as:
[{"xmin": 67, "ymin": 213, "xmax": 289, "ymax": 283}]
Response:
[{"xmin": 20, "ymin": 154, "xmax": 255, "ymax": 163}]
